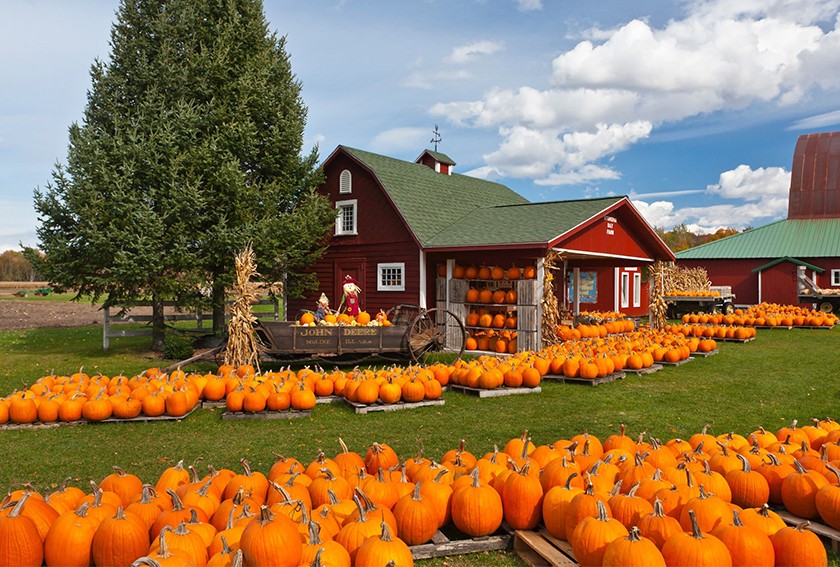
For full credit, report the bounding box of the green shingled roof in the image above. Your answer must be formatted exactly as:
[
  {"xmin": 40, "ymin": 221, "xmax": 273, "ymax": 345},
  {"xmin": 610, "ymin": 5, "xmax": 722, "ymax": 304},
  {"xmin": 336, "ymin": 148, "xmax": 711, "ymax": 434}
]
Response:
[
  {"xmin": 342, "ymin": 146, "xmax": 528, "ymax": 246},
  {"xmin": 675, "ymin": 218, "xmax": 840, "ymax": 259},
  {"xmin": 426, "ymin": 197, "xmax": 624, "ymax": 247},
  {"xmin": 342, "ymin": 146, "xmax": 627, "ymax": 248}
]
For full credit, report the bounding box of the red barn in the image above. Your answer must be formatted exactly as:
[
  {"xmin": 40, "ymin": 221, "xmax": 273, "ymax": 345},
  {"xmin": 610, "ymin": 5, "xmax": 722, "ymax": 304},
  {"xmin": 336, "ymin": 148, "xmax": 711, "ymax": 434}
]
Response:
[
  {"xmin": 288, "ymin": 145, "xmax": 674, "ymax": 349},
  {"xmin": 677, "ymin": 132, "xmax": 840, "ymax": 308}
]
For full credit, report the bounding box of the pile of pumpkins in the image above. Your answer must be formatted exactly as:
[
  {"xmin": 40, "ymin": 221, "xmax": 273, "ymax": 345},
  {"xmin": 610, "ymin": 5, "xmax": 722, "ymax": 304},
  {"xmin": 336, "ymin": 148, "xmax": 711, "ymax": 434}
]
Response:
[
  {"xmin": 0, "ymin": 368, "xmax": 202, "ymax": 426},
  {"xmin": 2, "ymin": 419, "xmax": 840, "ymax": 566},
  {"xmin": 681, "ymin": 304, "xmax": 838, "ymax": 328}
]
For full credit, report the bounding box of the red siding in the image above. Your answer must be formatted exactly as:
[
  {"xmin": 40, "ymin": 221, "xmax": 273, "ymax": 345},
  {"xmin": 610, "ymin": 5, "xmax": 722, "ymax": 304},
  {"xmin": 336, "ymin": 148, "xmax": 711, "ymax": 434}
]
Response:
[
  {"xmin": 679, "ymin": 257, "xmax": 840, "ymax": 307},
  {"xmin": 287, "ymin": 152, "xmax": 422, "ymax": 317},
  {"xmin": 759, "ymin": 263, "xmax": 799, "ymax": 306},
  {"xmin": 555, "ymin": 202, "xmax": 671, "ymax": 261}
]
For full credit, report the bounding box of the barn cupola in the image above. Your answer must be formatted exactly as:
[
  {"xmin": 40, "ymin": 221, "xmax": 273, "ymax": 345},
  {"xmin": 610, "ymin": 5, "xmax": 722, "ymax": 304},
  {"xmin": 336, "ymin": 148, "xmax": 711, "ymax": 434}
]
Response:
[{"xmin": 415, "ymin": 149, "xmax": 456, "ymax": 175}]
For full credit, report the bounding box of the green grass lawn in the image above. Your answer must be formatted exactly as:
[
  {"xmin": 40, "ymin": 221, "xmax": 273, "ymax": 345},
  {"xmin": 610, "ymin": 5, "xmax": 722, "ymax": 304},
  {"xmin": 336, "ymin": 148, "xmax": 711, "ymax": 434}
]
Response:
[{"xmin": 1, "ymin": 324, "xmax": 838, "ymax": 565}]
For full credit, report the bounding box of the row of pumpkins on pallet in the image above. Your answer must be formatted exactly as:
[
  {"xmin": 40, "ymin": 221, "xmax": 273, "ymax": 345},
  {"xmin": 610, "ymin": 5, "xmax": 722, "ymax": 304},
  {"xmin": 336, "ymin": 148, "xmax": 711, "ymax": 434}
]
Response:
[
  {"xmin": 0, "ymin": 323, "xmax": 740, "ymax": 425},
  {"xmin": 3, "ymin": 419, "xmax": 840, "ymax": 566},
  {"xmin": 682, "ymin": 304, "xmax": 838, "ymax": 328}
]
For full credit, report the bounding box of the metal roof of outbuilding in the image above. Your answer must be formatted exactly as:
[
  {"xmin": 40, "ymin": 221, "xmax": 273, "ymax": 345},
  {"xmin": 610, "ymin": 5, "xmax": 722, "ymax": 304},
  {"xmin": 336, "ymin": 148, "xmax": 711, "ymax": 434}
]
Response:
[{"xmin": 675, "ymin": 218, "xmax": 840, "ymax": 259}]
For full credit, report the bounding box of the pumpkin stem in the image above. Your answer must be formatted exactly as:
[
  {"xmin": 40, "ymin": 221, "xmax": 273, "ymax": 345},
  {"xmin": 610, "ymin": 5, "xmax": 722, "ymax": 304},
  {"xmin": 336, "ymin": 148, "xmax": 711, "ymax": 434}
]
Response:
[
  {"xmin": 6, "ymin": 492, "xmax": 29, "ymax": 518},
  {"xmin": 627, "ymin": 526, "xmax": 643, "ymax": 542},
  {"xmin": 166, "ymin": 488, "xmax": 185, "ymax": 511},
  {"xmin": 610, "ymin": 480, "xmax": 624, "ymax": 497},
  {"xmin": 627, "ymin": 482, "xmax": 641, "ymax": 498},
  {"xmin": 240, "ymin": 458, "xmax": 253, "ymax": 477},
  {"xmin": 731, "ymin": 509, "xmax": 744, "ymax": 527},
  {"xmin": 564, "ymin": 472, "xmax": 579, "ymax": 491},
  {"xmin": 256, "ymin": 504, "xmax": 274, "ymax": 525},
  {"xmin": 352, "ymin": 493, "xmax": 367, "ymax": 522},
  {"xmin": 687, "ymin": 509, "xmax": 704, "ymax": 539},
  {"xmin": 595, "ymin": 499, "xmax": 610, "ymax": 522},
  {"xmin": 379, "ymin": 520, "xmax": 395, "ymax": 542},
  {"xmin": 412, "ymin": 481, "xmax": 423, "ymax": 501},
  {"xmin": 793, "ymin": 459, "xmax": 808, "ymax": 474},
  {"xmin": 338, "ymin": 437, "xmax": 351, "ymax": 454},
  {"xmin": 307, "ymin": 521, "xmax": 323, "ymax": 545},
  {"xmin": 650, "ymin": 498, "xmax": 667, "ymax": 517}
]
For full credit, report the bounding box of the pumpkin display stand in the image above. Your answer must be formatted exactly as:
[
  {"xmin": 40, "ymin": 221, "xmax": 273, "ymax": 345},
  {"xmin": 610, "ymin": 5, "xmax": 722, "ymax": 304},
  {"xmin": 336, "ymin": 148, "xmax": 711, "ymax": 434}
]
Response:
[
  {"xmin": 221, "ymin": 409, "xmax": 310, "ymax": 420},
  {"xmin": 449, "ymin": 384, "xmax": 541, "ymax": 398},
  {"xmin": 409, "ymin": 521, "xmax": 514, "ymax": 561},
  {"xmin": 343, "ymin": 397, "xmax": 445, "ymax": 415},
  {"xmin": 0, "ymin": 406, "xmax": 198, "ymax": 430},
  {"xmin": 543, "ymin": 370, "xmax": 625, "ymax": 386},
  {"xmin": 513, "ymin": 528, "xmax": 578, "ymax": 567}
]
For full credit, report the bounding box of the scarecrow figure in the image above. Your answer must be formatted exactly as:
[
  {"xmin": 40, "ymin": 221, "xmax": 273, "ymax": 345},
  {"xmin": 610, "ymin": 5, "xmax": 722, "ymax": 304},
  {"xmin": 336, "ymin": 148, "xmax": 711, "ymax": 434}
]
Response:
[
  {"xmin": 338, "ymin": 275, "xmax": 361, "ymax": 316},
  {"xmin": 314, "ymin": 292, "xmax": 331, "ymax": 323}
]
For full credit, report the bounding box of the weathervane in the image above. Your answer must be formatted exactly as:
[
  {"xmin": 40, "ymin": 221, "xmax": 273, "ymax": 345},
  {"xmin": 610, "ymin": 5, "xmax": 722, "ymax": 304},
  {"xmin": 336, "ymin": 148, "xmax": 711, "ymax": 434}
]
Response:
[{"xmin": 430, "ymin": 124, "xmax": 442, "ymax": 151}]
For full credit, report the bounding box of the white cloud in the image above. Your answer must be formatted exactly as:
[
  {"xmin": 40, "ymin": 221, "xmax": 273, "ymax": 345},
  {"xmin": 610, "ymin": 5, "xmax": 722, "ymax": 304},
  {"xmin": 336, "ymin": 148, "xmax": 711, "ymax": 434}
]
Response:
[
  {"xmin": 447, "ymin": 41, "xmax": 502, "ymax": 64},
  {"xmin": 788, "ymin": 108, "xmax": 840, "ymax": 129},
  {"xmin": 369, "ymin": 127, "xmax": 431, "ymax": 153},
  {"xmin": 707, "ymin": 164, "xmax": 791, "ymax": 201},
  {"xmin": 432, "ymin": 0, "xmax": 840, "ymax": 194},
  {"xmin": 515, "ymin": 0, "xmax": 543, "ymax": 11},
  {"xmin": 634, "ymin": 164, "xmax": 791, "ymax": 231},
  {"xmin": 479, "ymin": 121, "xmax": 652, "ymax": 182},
  {"xmin": 536, "ymin": 165, "xmax": 621, "ymax": 186}
]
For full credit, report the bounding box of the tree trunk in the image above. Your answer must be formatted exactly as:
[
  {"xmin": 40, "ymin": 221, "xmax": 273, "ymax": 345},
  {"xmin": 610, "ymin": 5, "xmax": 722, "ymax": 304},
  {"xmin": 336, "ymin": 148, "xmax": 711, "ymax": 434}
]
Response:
[
  {"xmin": 212, "ymin": 279, "xmax": 226, "ymax": 334},
  {"xmin": 151, "ymin": 296, "xmax": 166, "ymax": 352}
]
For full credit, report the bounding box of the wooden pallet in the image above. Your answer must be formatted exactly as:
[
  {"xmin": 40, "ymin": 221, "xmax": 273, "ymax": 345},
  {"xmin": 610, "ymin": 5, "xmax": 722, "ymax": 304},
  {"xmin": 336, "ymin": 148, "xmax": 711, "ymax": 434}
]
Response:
[
  {"xmin": 201, "ymin": 400, "xmax": 226, "ymax": 409},
  {"xmin": 514, "ymin": 529, "xmax": 578, "ymax": 566},
  {"xmin": 774, "ymin": 509, "xmax": 840, "ymax": 554},
  {"xmin": 623, "ymin": 364, "xmax": 663, "ymax": 376},
  {"xmin": 691, "ymin": 349, "xmax": 719, "ymax": 357},
  {"xmin": 316, "ymin": 395, "xmax": 342, "ymax": 404},
  {"xmin": 343, "ymin": 398, "xmax": 445, "ymax": 414},
  {"xmin": 449, "ymin": 385, "xmax": 542, "ymax": 398},
  {"xmin": 222, "ymin": 409, "xmax": 311, "ymax": 420},
  {"xmin": 410, "ymin": 524, "xmax": 513, "ymax": 560},
  {"xmin": 720, "ymin": 336, "xmax": 755, "ymax": 342},
  {"xmin": 543, "ymin": 372, "xmax": 625, "ymax": 386},
  {"xmin": 659, "ymin": 356, "xmax": 694, "ymax": 367},
  {"xmin": 0, "ymin": 407, "xmax": 198, "ymax": 429}
]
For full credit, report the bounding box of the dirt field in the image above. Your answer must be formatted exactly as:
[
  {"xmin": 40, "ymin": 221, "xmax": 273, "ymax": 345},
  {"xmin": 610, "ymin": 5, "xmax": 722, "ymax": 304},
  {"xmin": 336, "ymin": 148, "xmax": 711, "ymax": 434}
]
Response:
[{"xmin": 0, "ymin": 300, "xmax": 109, "ymax": 331}]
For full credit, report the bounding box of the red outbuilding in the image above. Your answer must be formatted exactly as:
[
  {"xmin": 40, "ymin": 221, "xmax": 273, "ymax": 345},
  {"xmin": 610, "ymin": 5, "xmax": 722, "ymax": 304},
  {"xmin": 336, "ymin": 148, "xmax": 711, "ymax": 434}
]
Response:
[
  {"xmin": 288, "ymin": 145, "xmax": 674, "ymax": 350},
  {"xmin": 676, "ymin": 132, "xmax": 840, "ymax": 310}
]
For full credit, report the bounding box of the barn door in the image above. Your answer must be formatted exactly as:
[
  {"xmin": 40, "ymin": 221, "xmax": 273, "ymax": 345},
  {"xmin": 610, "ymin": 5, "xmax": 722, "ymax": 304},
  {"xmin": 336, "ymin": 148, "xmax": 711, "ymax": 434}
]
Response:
[{"xmin": 334, "ymin": 258, "xmax": 366, "ymax": 312}]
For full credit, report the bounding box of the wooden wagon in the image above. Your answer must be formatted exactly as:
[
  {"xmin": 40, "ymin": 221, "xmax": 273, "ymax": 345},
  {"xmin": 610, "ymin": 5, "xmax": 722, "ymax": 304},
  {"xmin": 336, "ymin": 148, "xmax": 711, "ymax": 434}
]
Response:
[{"xmin": 253, "ymin": 305, "xmax": 466, "ymax": 363}]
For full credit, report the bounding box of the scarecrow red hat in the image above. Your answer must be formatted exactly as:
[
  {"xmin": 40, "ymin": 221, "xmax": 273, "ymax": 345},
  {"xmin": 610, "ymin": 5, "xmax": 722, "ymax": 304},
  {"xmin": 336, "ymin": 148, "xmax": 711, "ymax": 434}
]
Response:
[{"xmin": 344, "ymin": 275, "xmax": 358, "ymax": 285}]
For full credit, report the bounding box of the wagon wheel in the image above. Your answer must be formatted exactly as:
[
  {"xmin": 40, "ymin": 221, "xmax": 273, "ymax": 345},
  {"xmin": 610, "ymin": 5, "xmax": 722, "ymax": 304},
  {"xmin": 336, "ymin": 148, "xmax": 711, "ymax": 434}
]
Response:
[
  {"xmin": 407, "ymin": 308, "xmax": 466, "ymax": 364},
  {"xmin": 819, "ymin": 301, "xmax": 835, "ymax": 314}
]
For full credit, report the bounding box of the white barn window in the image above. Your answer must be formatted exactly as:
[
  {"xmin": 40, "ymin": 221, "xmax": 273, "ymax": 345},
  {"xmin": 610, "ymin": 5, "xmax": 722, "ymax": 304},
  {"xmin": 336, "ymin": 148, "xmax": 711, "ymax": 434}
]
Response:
[
  {"xmin": 378, "ymin": 263, "xmax": 405, "ymax": 291},
  {"xmin": 335, "ymin": 199, "xmax": 357, "ymax": 235},
  {"xmin": 832, "ymin": 269, "xmax": 840, "ymax": 286}
]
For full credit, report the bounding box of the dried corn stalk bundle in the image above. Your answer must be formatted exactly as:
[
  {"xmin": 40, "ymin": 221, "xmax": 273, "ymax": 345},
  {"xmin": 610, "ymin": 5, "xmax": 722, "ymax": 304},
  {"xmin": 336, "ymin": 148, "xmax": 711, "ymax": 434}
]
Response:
[
  {"xmin": 224, "ymin": 244, "xmax": 261, "ymax": 372},
  {"xmin": 661, "ymin": 264, "xmax": 711, "ymax": 294},
  {"xmin": 649, "ymin": 261, "xmax": 668, "ymax": 329},
  {"xmin": 541, "ymin": 251, "xmax": 562, "ymax": 347}
]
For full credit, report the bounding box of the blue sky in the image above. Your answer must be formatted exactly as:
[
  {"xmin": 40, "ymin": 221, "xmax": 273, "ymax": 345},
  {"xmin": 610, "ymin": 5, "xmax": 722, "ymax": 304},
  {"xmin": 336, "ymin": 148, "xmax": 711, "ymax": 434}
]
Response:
[{"xmin": 3, "ymin": 0, "xmax": 840, "ymax": 252}]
